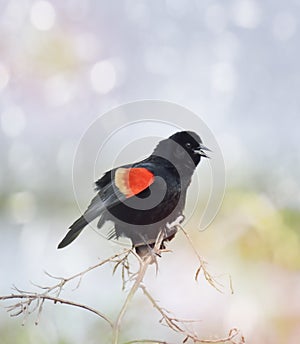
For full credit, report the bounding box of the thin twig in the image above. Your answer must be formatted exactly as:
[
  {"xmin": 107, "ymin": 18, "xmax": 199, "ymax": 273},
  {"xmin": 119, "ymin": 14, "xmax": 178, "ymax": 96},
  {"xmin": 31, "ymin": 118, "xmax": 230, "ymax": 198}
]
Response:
[
  {"xmin": 124, "ymin": 340, "xmax": 170, "ymax": 344},
  {"xmin": 141, "ymin": 284, "xmax": 186, "ymax": 333},
  {"xmin": 140, "ymin": 283, "xmax": 241, "ymax": 343},
  {"xmin": 42, "ymin": 249, "xmax": 131, "ymax": 297},
  {"xmin": 0, "ymin": 226, "xmax": 243, "ymax": 344},
  {"xmin": 0, "ymin": 294, "xmax": 113, "ymax": 327},
  {"xmin": 112, "ymin": 256, "xmax": 152, "ymax": 344},
  {"xmin": 112, "ymin": 229, "xmax": 166, "ymax": 344},
  {"xmin": 0, "ymin": 250, "xmax": 131, "ymax": 328},
  {"xmin": 178, "ymin": 225, "xmax": 229, "ymax": 293}
]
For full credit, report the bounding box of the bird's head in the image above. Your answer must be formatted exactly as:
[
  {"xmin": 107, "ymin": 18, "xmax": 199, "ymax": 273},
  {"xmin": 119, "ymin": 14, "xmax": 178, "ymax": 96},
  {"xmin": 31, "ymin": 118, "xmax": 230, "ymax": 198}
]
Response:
[{"xmin": 154, "ymin": 131, "xmax": 211, "ymax": 168}]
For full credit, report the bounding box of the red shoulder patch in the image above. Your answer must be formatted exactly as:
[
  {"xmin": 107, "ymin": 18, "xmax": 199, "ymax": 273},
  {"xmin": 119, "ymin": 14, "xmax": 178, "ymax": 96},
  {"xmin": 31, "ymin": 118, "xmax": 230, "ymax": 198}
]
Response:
[{"xmin": 115, "ymin": 167, "xmax": 154, "ymax": 198}]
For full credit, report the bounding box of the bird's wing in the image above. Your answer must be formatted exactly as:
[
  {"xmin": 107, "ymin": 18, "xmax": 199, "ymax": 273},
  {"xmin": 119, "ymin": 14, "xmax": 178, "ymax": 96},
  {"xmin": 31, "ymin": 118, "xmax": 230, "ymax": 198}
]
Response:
[
  {"xmin": 58, "ymin": 163, "xmax": 156, "ymax": 249},
  {"xmin": 95, "ymin": 163, "xmax": 155, "ymax": 208}
]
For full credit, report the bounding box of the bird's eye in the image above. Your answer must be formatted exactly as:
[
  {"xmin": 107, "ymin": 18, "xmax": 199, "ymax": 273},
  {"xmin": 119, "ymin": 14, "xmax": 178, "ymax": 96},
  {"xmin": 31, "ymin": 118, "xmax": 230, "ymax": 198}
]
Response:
[{"xmin": 185, "ymin": 142, "xmax": 192, "ymax": 148}]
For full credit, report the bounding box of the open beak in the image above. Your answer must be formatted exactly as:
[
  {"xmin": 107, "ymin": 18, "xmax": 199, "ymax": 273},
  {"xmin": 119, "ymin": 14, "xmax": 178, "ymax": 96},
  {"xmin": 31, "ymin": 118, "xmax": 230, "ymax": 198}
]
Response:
[{"xmin": 195, "ymin": 143, "xmax": 211, "ymax": 158}]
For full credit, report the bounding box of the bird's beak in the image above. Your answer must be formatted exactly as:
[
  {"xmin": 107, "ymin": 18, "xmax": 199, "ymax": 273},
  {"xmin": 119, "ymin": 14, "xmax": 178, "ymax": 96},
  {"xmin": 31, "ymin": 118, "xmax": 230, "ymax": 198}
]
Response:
[{"xmin": 195, "ymin": 143, "xmax": 211, "ymax": 158}]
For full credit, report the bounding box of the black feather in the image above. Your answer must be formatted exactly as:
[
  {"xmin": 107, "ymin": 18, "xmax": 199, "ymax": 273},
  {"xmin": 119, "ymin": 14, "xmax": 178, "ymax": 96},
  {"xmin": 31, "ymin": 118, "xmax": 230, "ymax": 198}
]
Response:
[{"xmin": 58, "ymin": 131, "xmax": 206, "ymax": 256}]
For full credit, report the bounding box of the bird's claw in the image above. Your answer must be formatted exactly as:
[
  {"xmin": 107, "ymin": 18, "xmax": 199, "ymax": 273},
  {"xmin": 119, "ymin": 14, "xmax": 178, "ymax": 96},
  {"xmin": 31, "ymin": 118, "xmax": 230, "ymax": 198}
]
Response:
[{"xmin": 166, "ymin": 214, "xmax": 185, "ymax": 230}]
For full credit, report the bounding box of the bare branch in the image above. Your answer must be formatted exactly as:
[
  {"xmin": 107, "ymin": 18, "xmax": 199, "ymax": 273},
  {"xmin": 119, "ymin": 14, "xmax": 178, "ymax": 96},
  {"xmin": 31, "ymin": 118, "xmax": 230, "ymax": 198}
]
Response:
[
  {"xmin": 40, "ymin": 249, "xmax": 132, "ymax": 297},
  {"xmin": 0, "ymin": 250, "xmax": 131, "ymax": 328},
  {"xmin": 140, "ymin": 283, "xmax": 242, "ymax": 344},
  {"xmin": 124, "ymin": 340, "xmax": 170, "ymax": 344},
  {"xmin": 0, "ymin": 294, "xmax": 113, "ymax": 327},
  {"xmin": 112, "ymin": 229, "xmax": 167, "ymax": 344},
  {"xmin": 178, "ymin": 224, "xmax": 232, "ymax": 294},
  {"xmin": 0, "ymin": 226, "xmax": 244, "ymax": 344}
]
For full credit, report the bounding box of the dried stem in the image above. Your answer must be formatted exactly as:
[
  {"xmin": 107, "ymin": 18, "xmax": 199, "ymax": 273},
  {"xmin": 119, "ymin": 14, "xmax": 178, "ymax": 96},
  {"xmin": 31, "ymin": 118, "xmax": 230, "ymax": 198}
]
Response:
[
  {"xmin": 112, "ymin": 229, "xmax": 166, "ymax": 344},
  {"xmin": 125, "ymin": 341, "xmax": 169, "ymax": 344},
  {"xmin": 178, "ymin": 224, "xmax": 230, "ymax": 293},
  {"xmin": 112, "ymin": 255, "xmax": 152, "ymax": 344},
  {"xmin": 41, "ymin": 249, "xmax": 131, "ymax": 297},
  {"xmin": 0, "ymin": 249, "xmax": 130, "ymax": 327},
  {"xmin": 140, "ymin": 284, "xmax": 242, "ymax": 343},
  {"xmin": 0, "ymin": 226, "xmax": 244, "ymax": 344},
  {"xmin": 0, "ymin": 294, "xmax": 113, "ymax": 327}
]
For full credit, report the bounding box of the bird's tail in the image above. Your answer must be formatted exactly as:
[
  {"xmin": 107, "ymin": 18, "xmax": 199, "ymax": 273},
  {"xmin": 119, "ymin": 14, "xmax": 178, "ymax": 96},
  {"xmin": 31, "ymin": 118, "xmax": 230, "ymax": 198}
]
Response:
[
  {"xmin": 57, "ymin": 195, "xmax": 103, "ymax": 249},
  {"xmin": 57, "ymin": 216, "xmax": 89, "ymax": 249}
]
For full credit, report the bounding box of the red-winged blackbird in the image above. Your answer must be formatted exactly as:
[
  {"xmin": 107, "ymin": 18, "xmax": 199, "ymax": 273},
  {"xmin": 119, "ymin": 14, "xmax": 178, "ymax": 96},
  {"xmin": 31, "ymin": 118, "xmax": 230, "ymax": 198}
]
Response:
[{"xmin": 58, "ymin": 131, "xmax": 210, "ymax": 257}]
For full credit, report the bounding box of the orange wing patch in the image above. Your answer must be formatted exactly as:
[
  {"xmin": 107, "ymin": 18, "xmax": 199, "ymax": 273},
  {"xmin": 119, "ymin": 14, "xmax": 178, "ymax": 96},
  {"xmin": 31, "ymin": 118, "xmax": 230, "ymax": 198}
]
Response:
[{"xmin": 115, "ymin": 167, "xmax": 154, "ymax": 198}]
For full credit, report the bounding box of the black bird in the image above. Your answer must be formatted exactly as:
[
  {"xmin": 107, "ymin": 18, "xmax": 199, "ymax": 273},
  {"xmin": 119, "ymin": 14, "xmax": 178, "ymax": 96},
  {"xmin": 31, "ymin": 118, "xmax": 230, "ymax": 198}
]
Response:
[{"xmin": 58, "ymin": 131, "xmax": 210, "ymax": 257}]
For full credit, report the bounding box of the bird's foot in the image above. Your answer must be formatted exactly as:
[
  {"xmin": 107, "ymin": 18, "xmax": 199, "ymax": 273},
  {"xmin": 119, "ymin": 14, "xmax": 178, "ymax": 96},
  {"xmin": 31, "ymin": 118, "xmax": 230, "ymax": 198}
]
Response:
[{"xmin": 166, "ymin": 214, "xmax": 185, "ymax": 230}]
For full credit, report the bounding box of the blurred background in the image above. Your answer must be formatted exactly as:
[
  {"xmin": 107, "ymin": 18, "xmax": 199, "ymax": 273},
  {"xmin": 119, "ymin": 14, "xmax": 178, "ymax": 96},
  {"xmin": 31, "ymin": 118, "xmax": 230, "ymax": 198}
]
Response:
[{"xmin": 0, "ymin": 0, "xmax": 300, "ymax": 343}]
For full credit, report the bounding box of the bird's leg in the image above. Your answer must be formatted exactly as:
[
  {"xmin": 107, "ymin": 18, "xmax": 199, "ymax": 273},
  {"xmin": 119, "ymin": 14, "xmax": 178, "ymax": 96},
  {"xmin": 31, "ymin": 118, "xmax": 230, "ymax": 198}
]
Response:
[{"xmin": 166, "ymin": 214, "xmax": 185, "ymax": 230}]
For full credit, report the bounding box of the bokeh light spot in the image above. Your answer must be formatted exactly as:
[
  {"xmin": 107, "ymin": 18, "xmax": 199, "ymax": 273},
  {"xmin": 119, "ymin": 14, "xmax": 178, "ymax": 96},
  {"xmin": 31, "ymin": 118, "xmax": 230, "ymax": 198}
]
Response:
[
  {"xmin": 57, "ymin": 141, "xmax": 76, "ymax": 175},
  {"xmin": 272, "ymin": 12, "xmax": 297, "ymax": 41},
  {"xmin": 30, "ymin": 1, "xmax": 56, "ymax": 31},
  {"xmin": 7, "ymin": 191, "xmax": 36, "ymax": 224},
  {"xmin": 8, "ymin": 142, "xmax": 34, "ymax": 174},
  {"xmin": 74, "ymin": 33, "xmax": 99, "ymax": 61},
  {"xmin": 90, "ymin": 60, "xmax": 116, "ymax": 94},
  {"xmin": 213, "ymin": 32, "xmax": 240, "ymax": 61},
  {"xmin": 165, "ymin": 0, "xmax": 189, "ymax": 16},
  {"xmin": 205, "ymin": 4, "xmax": 228, "ymax": 34},
  {"xmin": 0, "ymin": 63, "xmax": 10, "ymax": 91},
  {"xmin": 44, "ymin": 75, "xmax": 74, "ymax": 106},
  {"xmin": 211, "ymin": 62, "xmax": 237, "ymax": 93},
  {"xmin": 144, "ymin": 46, "xmax": 180, "ymax": 75},
  {"xmin": 1, "ymin": 105, "xmax": 26, "ymax": 138},
  {"xmin": 232, "ymin": 0, "xmax": 261, "ymax": 29}
]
